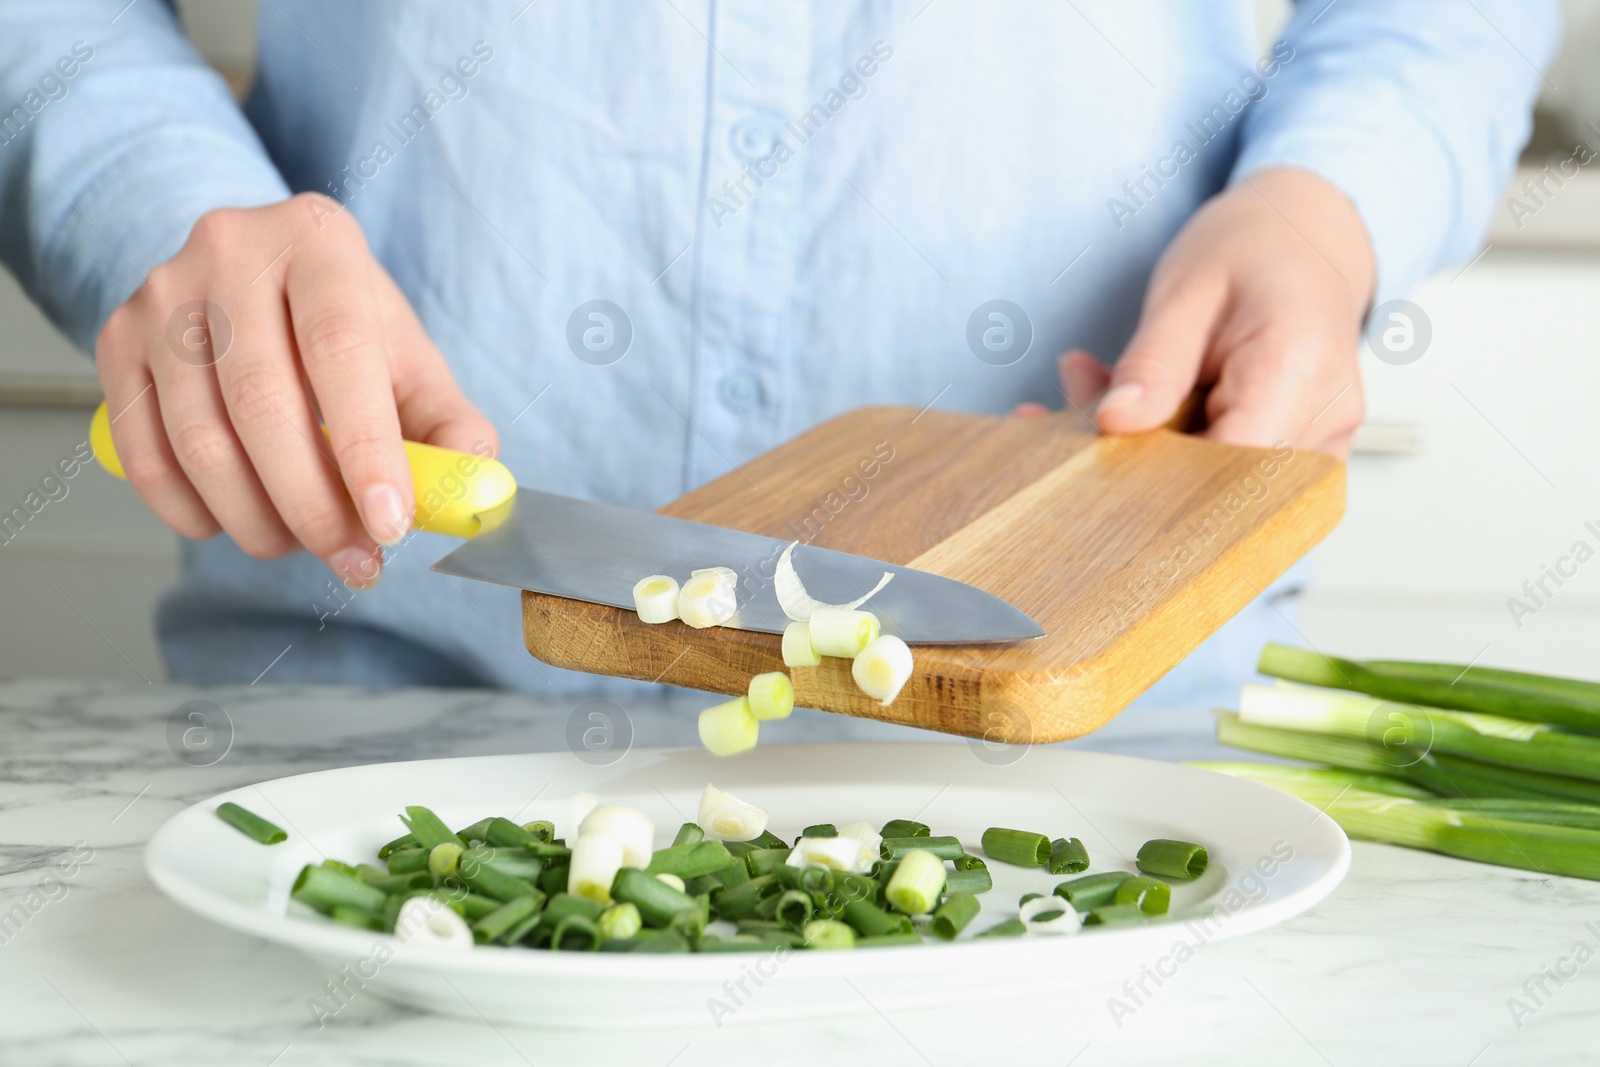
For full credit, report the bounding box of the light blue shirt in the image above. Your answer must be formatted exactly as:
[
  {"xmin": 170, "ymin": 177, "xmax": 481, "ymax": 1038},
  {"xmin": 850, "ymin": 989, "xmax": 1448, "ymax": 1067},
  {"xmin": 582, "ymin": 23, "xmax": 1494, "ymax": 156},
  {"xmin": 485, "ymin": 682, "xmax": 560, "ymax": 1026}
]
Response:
[{"xmin": 0, "ymin": 2, "xmax": 1558, "ymax": 712}]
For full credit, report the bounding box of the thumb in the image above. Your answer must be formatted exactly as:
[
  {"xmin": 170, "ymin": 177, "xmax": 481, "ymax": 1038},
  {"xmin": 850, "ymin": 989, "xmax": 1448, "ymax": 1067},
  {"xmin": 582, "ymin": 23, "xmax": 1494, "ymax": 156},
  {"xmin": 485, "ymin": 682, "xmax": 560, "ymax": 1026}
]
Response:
[{"xmin": 1096, "ymin": 283, "xmax": 1223, "ymax": 434}]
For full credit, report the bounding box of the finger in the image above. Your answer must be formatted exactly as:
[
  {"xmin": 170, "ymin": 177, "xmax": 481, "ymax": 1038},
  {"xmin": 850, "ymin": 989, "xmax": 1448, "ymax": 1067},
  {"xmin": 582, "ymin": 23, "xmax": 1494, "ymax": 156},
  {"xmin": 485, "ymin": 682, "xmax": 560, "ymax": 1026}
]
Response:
[
  {"xmin": 213, "ymin": 273, "xmax": 384, "ymax": 585},
  {"xmin": 1012, "ymin": 401, "xmax": 1051, "ymax": 418},
  {"xmin": 146, "ymin": 284, "xmax": 298, "ymax": 559},
  {"xmin": 1058, "ymin": 349, "xmax": 1111, "ymax": 410},
  {"xmin": 374, "ymin": 271, "xmax": 500, "ymax": 457},
  {"xmin": 287, "ymin": 230, "xmax": 413, "ymax": 546},
  {"xmin": 1200, "ymin": 353, "xmax": 1305, "ymax": 449},
  {"xmin": 95, "ymin": 305, "xmax": 220, "ymax": 540},
  {"xmin": 1097, "ymin": 282, "xmax": 1224, "ymax": 434}
]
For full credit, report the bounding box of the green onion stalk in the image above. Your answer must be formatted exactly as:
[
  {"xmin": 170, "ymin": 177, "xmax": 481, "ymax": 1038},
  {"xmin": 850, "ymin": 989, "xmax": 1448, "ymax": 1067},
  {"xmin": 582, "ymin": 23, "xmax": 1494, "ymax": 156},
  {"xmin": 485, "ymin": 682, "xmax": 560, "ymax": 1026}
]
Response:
[
  {"xmin": 1194, "ymin": 761, "xmax": 1600, "ymax": 882},
  {"xmin": 1238, "ymin": 679, "xmax": 1600, "ymax": 783},
  {"xmin": 1257, "ymin": 643, "xmax": 1600, "ymax": 734},
  {"xmin": 1214, "ymin": 712, "xmax": 1600, "ymax": 807}
]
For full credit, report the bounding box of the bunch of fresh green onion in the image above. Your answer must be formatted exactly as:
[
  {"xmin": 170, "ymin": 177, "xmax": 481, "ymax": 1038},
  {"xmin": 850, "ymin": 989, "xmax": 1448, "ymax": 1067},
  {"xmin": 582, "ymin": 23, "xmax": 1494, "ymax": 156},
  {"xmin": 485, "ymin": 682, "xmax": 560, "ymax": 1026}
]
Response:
[{"xmin": 1204, "ymin": 643, "xmax": 1600, "ymax": 880}]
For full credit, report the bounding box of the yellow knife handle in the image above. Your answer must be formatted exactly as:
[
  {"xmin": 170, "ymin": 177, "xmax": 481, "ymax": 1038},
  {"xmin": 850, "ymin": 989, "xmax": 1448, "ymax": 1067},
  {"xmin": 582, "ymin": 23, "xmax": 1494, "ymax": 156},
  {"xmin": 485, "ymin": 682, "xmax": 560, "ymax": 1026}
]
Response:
[{"xmin": 88, "ymin": 401, "xmax": 515, "ymax": 539}]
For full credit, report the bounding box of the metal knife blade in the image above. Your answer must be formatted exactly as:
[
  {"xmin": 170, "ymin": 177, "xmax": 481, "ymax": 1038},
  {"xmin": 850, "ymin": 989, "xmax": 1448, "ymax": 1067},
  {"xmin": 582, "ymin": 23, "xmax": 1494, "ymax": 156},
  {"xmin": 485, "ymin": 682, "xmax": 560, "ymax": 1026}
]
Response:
[{"xmin": 430, "ymin": 489, "xmax": 1044, "ymax": 644}]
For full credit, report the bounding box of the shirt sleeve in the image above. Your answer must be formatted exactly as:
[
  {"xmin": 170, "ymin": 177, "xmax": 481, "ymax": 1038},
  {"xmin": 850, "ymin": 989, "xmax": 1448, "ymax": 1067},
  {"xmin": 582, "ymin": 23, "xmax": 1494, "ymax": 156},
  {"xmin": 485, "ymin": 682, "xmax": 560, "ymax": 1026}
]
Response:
[
  {"xmin": 0, "ymin": 0, "xmax": 290, "ymax": 353},
  {"xmin": 1230, "ymin": 0, "xmax": 1562, "ymax": 307}
]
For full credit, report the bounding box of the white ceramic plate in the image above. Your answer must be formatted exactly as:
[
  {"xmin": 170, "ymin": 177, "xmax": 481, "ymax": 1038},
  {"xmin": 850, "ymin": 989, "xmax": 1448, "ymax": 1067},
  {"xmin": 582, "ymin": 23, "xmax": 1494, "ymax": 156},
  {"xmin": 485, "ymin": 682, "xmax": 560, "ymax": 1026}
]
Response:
[{"xmin": 145, "ymin": 743, "xmax": 1348, "ymax": 1028}]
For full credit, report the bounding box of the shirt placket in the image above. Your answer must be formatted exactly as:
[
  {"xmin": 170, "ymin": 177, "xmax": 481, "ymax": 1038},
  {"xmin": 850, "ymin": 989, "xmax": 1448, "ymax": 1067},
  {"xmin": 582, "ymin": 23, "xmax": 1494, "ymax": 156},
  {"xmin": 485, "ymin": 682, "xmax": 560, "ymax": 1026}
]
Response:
[{"xmin": 684, "ymin": 1, "xmax": 814, "ymax": 489}]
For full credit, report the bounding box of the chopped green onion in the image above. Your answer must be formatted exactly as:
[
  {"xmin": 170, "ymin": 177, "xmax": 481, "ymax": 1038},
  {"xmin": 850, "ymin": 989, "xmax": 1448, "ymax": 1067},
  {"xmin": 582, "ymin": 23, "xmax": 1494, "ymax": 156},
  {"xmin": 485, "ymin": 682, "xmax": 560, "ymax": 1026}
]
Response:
[
  {"xmin": 385, "ymin": 847, "xmax": 429, "ymax": 875},
  {"xmin": 647, "ymin": 841, "xmax": 737, "ymax": 878},
  {"xmin": 1054, "ymin": 872, "xmax": 1134, "ymax": 911},
  {"xmin": 698, "ymin": 785, "xmax": 770, "ymax": 841},
  {"xmin": 401, "ymin": 806, "xmax": 464, "ymax": 851},
  {"xmin": 1048, "ymin": 837, "xmax": 1090, "ymax": 875},
  {"xmin": 974, "ymin": 917, "xmax": 1027, "ymax": 938},
  {"xmin": 672, "ymin": 822, "xmax": 705, "ymax": 847},
  {"xmin": 746, "ymin": 847, "xmax": 793, "ymax": 877},
  {"xmin": 782, "ymin": 621, "xmax": 823, "ymax": 667},
  {"xmin": 712, "ymin": 874, "xmax": 780, "ymax": 920},
  {"xmin": 522, "ymin": 819, "xmax": 556, "ymax": 843},
  {"xmin": 377, "ymin": 832, "xmax": 419, "ymax": 859},
  {"xmin": 944, "ymin": 867, "xmax": 993, "ymax": 895},
  {"xmin": 292, "ymin": 864, "xmax": 387, "ymax": 916},
  {"xmin": 787, "ymin": 835, "xmax": 861, "ymax": 871},
  {"xmin": 1114, "ymin": 875, "xmax": 1171, "ymax": 915},
  {"xmin": 472, "ymin": 894, "xmax": 545, "ymax": 944},
  {"xmin": 857, "ymin": 932, "xmax": 925, "ymax": 947},
  {"xmin": 655, "ymin": 873, "xmax": 686, "ymax": 893},
  {"xmin": 852, "ymin": 634, "xmax": 913, "ymax": 705},
  {"xmin": 364, "ymin": 871, "xmax": 429, "ymax": 895},
  {"xmin": 550, "ymin": 913, "xmax": 603, "ymax": 951},
  {"xmin": 395, "ymin": 895, "xmax": 473, "ymax": 948},
  {"xmin": 577, "ymin": 805, "xmax": 654, "ymax": 868},
  {"xmin": 428, "ymin": 841, "xmax": 463, "ymax": 878},
  {"xmin": 748, "ymin": 672, "xmax": 795, "ymax": 720},
  {"xmin": 698, "ymin": 934, "xmax": 777, "ymax": 952},
  {"xmin": 807, "ymin": 607, "xmax": 881, "ymax": 658},
  {"xmin": 542, "ymin": 892, "xmax": 605, "ymax": 924},
  {"xmin": 880, "ymin": 835, "xmax": 964, "ymax": 861},
  {"xmin": 1019, "ymin": 894, "xmax": 1082, "ymax": 934},
  {"xmin": 455, "ymin": 817, "xmax": 496, "ymax": 843},
  {"xmin": 775, "ymin": 889, "xmax": 814, "ymax": 928},
  {"xmin": 802, "ymin": 919, "xmax": 856, "ymax": 949},
  {"xmin": 678, "ymin": 569, "xmax": 737, "ymax": 629},
  {"xmin": 458, "ymin": 861, "xmax": 542, "ymax": 903},
  {"xmin": 215, "ymin": 802, "xmax": 286, "ymax": 845},
  {"xmin": 568, "ymin": 834, "xmax": 625, "ymax": 905},
  {"xmin": 745, "ymin": 830, "xmax": 789, "ymax": 850},
  {"xmin": 952, "ymin": 854, "xmax": 987, "ymax": 872},
  {"xmin": 632, "ymin": 574, "xmax": 680, "ymax": 624},
  {"xmin": 837, "ymin": 821, "xmax": 882, "ymax": 871},
  {"xmin": 598, "ymin": 902, "xmax": 642, "ymax": 940},
  {"xmin": 880, "ymin": 819, "xmax": 930, "ymax": 838},
  {"xmin": 611, "ymin": 867, "xmax": 700, "ymax": 928},
  {"xmin": 698, "ymin": 697, "xmax": 760, "ymax": 756},
  {"xmin": 1135, "ymin": 839, "xmax": 1208, "ymax": 880},
  {"xmin": 841, "ymin": 898, "xmax": 913, "ymax": 937},
  {"xmin": 884, "ymin": 848, "xmax": 945, "ymax": 915},
  {"xmin": 630, "ymin": 930, "xmax": 691, "ymax": 953},
  {"xmin": 929, "ymin": 892, "xmax": 981, "ymax": 940},
  {"xmin": 802, "ymin": 823, "xmax": 838, "ymax": 839},
  {"xmin": 981, "ymin": 827, "xmax": 1051, "ymax": 868},
  {"xmin": 330, "ymin": 905, "xmax": 386, "ymax": 931},
  {"xmin": 462, "ymin": 846, "xmax": 542, "ymax": 882},
  {"xmin": 1084, "ymin": 903, "xmax": 1146, "ymax": 927}
]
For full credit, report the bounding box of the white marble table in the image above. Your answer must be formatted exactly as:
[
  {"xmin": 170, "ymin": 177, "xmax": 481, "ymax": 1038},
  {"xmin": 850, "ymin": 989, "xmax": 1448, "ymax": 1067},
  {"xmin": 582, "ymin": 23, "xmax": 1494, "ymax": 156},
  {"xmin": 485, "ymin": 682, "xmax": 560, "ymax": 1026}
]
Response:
[{"xmin": 3, "ymin": 678, "xmax": 1596, "ymax": 1067}]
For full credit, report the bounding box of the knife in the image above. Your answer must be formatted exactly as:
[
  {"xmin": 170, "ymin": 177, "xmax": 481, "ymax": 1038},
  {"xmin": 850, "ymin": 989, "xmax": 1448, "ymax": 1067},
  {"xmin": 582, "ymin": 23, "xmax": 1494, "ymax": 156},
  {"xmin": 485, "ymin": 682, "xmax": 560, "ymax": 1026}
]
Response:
[{"xmin": 89, "ymin": 402, "xmax": 1045, "ymax": 644}]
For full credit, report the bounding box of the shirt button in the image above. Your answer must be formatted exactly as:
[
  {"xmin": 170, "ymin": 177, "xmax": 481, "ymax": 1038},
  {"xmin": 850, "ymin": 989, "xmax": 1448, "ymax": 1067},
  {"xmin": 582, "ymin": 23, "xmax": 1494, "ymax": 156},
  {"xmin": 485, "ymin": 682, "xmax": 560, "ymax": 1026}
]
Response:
[
  {"xmin": 717, "ymin": 370, "xmax": 764, "ymax": 414},
  {"xmin": 728, "ymin": 117, "xmax": 783, "ymax": 163}
]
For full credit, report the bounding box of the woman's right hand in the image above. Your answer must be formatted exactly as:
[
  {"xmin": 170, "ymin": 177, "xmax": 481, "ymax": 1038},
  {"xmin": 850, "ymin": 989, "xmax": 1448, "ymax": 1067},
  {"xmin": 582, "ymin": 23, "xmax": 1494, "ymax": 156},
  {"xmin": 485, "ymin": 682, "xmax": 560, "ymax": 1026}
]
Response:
[{"xmin": 96, "ymin": 193, "xmax": 498, "ymax": 589}]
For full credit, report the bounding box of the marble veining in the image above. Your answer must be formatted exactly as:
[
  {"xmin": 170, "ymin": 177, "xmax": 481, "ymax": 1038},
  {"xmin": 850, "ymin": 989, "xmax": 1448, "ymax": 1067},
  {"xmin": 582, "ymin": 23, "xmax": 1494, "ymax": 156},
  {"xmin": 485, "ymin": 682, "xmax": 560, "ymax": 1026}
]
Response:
[{"xmin": 2, "ymin": 678, "xmax": 1598, "ymax": 1067}]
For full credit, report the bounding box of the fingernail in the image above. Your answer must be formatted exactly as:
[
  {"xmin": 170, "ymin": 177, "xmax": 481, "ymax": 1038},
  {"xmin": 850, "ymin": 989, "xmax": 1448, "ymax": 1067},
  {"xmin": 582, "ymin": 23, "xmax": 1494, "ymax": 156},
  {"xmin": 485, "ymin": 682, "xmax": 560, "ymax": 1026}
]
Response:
[
  {"xmin": 362, "ymin": 482, "xmax": 411, "ymax": 547},
  {"xmin": 330, "ymin": 546, "xmax": 381, "ymax": 591},
  {"xmin": 1098, "ymin": 382, "xmax": 1143, "ymax": 415}
]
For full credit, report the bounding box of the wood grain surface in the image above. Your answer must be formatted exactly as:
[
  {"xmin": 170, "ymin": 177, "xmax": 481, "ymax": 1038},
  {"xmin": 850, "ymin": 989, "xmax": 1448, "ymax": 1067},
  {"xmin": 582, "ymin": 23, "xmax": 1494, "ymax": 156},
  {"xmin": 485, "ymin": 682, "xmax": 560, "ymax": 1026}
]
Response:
[{"xmin": 522, "ymin": 407, "xmax": 1344, "ymax": 743}]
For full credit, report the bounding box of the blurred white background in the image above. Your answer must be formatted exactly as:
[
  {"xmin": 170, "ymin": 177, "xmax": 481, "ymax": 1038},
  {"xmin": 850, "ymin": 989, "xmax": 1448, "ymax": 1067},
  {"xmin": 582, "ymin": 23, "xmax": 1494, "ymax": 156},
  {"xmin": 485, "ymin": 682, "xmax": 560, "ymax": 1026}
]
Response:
[{"xmin": 2, "ymin": 1, "xmax": 1598, "ymax": 681}]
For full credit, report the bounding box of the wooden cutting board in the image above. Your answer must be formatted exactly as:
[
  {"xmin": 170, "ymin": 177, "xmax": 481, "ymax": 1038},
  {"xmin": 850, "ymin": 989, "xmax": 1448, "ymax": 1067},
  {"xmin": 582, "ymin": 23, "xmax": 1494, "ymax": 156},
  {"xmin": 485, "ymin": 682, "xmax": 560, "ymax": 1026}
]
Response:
[{"xmin": 520, "ymin": 407, "xmax": 1344, "ymax": 743}]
